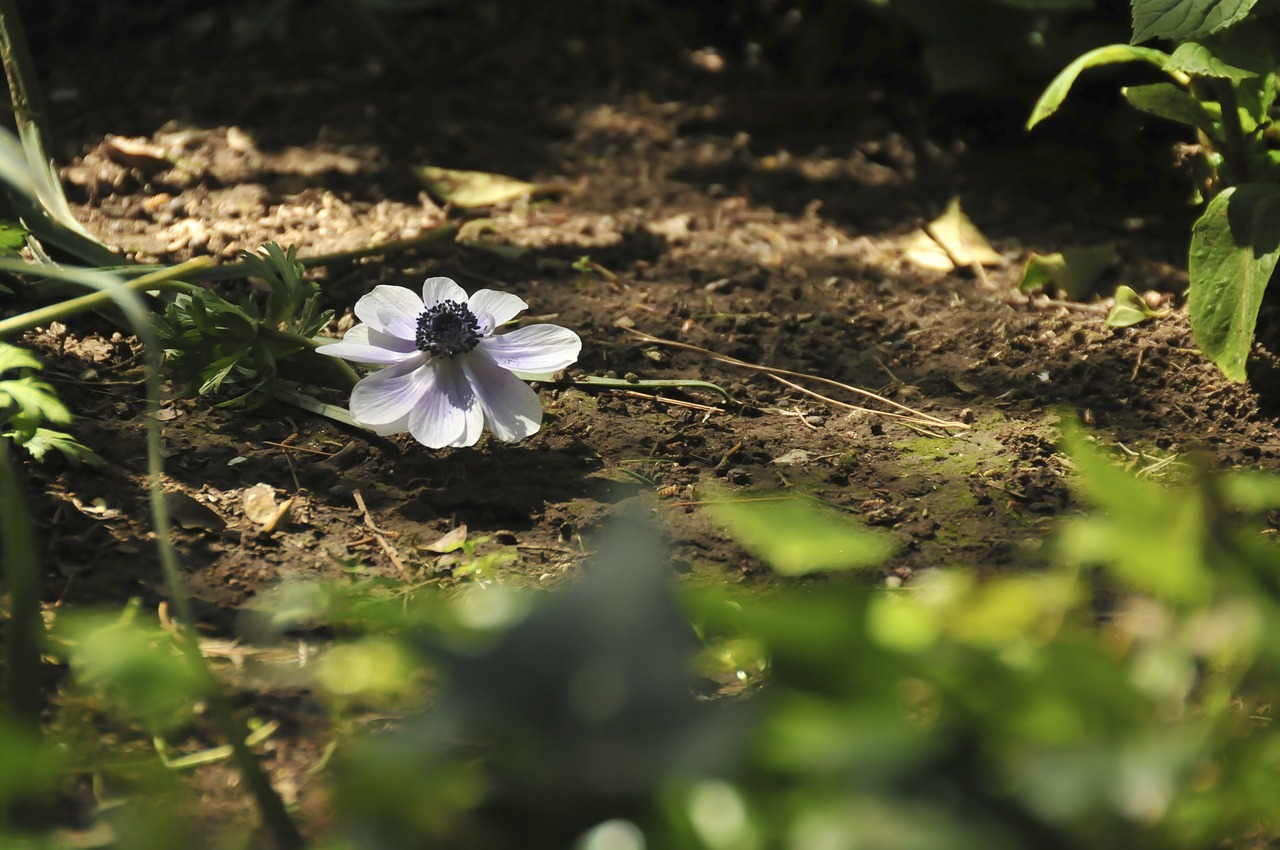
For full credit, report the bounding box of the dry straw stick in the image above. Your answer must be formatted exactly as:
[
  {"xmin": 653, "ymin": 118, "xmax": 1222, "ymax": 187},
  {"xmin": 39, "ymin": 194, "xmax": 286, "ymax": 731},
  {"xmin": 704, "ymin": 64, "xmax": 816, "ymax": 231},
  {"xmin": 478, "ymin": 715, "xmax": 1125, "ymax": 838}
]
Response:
[{"xmin": 623, "ymin": 328, "xmax": 970, "ymax": 431}]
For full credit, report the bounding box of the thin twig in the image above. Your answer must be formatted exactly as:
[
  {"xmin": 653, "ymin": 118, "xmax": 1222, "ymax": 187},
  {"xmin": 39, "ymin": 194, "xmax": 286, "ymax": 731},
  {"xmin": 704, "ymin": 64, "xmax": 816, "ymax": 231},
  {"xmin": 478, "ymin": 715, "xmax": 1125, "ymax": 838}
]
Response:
[
  {"xmin": 765, "ymin": 373, "xmax": 953, "ymax": 430},
  {"xmin": 614, "ymin": 389, "xmax": 723, "ymax": 413},
  {"xmin": 623, "ymin": 328, "xmax": 968, "ymax": 430},
  {"xmin": 352, "ymin": 488, "xmax": 409, "ymax": 579}
]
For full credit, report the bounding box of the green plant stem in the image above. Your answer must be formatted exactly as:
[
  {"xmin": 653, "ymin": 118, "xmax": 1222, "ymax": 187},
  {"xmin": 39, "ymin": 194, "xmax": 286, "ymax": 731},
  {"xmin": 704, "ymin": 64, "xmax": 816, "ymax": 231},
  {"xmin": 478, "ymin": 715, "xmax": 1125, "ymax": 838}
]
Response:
[
  {"xmin": 0, "ymin": 259, "xmax": 305, "ymax": 849},
  {"xmin": 0, "ymin": 437, "xmax": 43, "ymax": 731},
  {"xmin": 0, "ymin": 0, "xmax": 51, "ymax": 164},
  {"xmin": 1215, "ymin": 79, "xmax": 1250, "ymax": 186},
  {"xmin": 0, "ymin": 257, "xmax": 359, "ymax": 389},
  {"xmin": 186, "ymin": 223, "xmax": 460, "ymax": 282},
  {"xmin": 136, "ymin": 314, "xmax": 307, "ymax": 850},
  {"xmin": 0, "ymin": 258, "xmax": 212, "ymax": 339},
  {"xmin": 261, "ymin": 326, "xmax": 361, "ymax": 387}
]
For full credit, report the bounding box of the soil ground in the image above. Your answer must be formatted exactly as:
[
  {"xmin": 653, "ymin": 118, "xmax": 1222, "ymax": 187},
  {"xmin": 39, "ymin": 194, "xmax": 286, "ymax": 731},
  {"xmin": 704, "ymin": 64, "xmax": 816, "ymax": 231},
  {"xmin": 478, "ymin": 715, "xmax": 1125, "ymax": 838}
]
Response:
[{"xmin": 9, "ymin": 0, "xmax": 1280, "ymax": 841}]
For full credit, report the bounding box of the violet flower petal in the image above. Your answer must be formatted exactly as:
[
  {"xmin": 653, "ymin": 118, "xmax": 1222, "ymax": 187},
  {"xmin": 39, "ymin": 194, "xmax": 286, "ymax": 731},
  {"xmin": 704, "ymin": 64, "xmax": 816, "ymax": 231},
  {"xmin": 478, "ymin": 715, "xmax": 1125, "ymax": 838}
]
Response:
[
  {"xmin": 408, "ymin": 360, "xmax": 484, "ymax": 448},
  {"xmin": 354, "ymin": 286, "xmax": 425, "ymax": 340},
  {"xmin": 468, "ymin": 289, "xmax": 528, "ymax": 333},
  {"xmin": 421, "ymin": 276, "xmax": 469, "ymax": 310},
  {"xmin": 349, "ymin": 358, "xmax": 434, "ymax": 431},
  {"xmin": 478, "ymin": 324, "xmax": 581, "ymax": 373},
  {"xmin": 463, "ymin": 352, "xmax": 544, "ymax": 443}
]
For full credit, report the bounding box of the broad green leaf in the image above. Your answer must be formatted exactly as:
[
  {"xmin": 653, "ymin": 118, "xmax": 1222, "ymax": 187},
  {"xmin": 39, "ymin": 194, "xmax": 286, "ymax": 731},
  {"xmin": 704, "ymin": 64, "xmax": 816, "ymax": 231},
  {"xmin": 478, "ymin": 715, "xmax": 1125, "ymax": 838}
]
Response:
[
  {"xmin": 1028, "ymin": 44, "xmax": 1171, "ymax": 130},
  {"xmin": 1165, "ymin": 41, "xmax": 1256, "ymax": 81},
  {"xmin": 1122, "ymin": 83, "xmax": 1218, "ymax": 135},
  {"xmin": 704, "ymin": 492, "xmax": 895, "ymax": 576},
  {"xmin": 1019, "ymin": 243, "xmax": 1116, "ymax": 298},
  {"xmin": 1132, "ymin": 0, "xmax": 1258, "ymax": 44},
  {"xmin": 1105, "ymin": 285, "xmax": 1171, "ymax": 328},
  {"xmin": 1188, "ymin": 183, "xmax": 1280, "ymax": 381}
]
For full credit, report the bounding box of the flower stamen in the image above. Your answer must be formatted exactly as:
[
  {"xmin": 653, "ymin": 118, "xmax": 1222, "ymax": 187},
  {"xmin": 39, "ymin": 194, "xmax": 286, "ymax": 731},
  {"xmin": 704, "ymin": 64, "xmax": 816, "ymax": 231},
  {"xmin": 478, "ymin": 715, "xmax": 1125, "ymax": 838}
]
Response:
[{"xmin": 415, "ymin": 301, "xmax": 481, "ymax": 357}]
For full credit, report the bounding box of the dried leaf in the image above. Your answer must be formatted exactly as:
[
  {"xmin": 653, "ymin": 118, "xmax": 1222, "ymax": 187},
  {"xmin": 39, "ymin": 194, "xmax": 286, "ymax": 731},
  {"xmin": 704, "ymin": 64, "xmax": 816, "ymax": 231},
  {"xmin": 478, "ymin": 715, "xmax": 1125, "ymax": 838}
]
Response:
[
  {"xmin": 102, "ymin": 135, "xmax": 172, "ymax": 172},
  {"xmin": 242, "ymin": 483, "xmax": 280, "ymax": 526},
  {"xmin": 923, "ymin": 197, "xmax": 1005, "ymax": 268},
  {"xmin": 413, "ymin": 165, "xmax": 568, "ymax": 208},
  {"xmin": 166, "ymin": 491, "xmax": 226, "ymax": 531},
  {"xmin": 243, "ymin": 483, "xmax": 292, "ymax": 533},
  {"xmin": 903, "ymin": 230, "xmax": 957, "ymax": 272},
  {"xmin": 424, "ymin": 524, "xmax": 468, "ymax": 554}
]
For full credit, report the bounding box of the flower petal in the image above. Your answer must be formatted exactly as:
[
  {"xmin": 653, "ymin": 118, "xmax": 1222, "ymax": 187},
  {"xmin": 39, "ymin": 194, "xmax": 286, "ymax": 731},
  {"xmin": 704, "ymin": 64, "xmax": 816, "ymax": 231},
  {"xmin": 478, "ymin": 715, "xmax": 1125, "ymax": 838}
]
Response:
[
  {"xmin": 354, "ymin": 286, "xmax": 424, "ymax": 340},
  {"xmin": 408, "ymin": 360, "xmax": 484, "ymax": 448},
  {"xmin": 421, "ymin": 276, "xmax": 469, "ymax": 309},
  {"xmin": 317, "ymin": 324, "xmax": 420, "ymax": 365},
  {"xmin": 468, "ymin": 289, "xmax": 528, "ymax": 332},
  {"xmin": 477, "ymin": 324, "xmax": 581, "ymax": 373},
  {"xmin": 350, "ymin": 358, "xmax": 434, "ymax": 431},
  {"xmin": 344, "ymin": 323, "xmax": 418, "ymax": 352},
  {"xmin": 462, "ymin": 352, "xmax": 544, "ymax": 443}
]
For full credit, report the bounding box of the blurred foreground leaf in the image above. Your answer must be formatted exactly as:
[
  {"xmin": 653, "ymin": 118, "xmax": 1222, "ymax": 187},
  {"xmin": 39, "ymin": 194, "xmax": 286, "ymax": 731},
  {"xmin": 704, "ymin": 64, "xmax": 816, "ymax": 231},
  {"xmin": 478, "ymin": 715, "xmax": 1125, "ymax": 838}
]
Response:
[{"xmin": 704, "ymin": 492, "xmax": 895, "ymax": 576}]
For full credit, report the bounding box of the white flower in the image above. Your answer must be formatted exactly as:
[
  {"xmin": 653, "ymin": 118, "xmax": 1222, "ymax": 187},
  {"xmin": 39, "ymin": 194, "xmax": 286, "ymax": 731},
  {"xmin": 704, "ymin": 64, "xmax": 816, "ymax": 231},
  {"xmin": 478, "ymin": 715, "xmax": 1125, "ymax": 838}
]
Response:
[{"xmin": 318, "ymin": 277, "xmax": 581, "ymax": 448}]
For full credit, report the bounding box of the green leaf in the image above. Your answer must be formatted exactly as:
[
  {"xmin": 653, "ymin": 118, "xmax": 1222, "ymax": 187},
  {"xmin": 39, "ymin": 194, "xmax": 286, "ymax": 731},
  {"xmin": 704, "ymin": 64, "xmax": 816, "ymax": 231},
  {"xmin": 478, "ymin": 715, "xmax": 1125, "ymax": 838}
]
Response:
[
  {"xmin": 1122, "ymin": 83, "xmax": 1219, "ymax": 135},
  {"xmin": 55, "ymin": 607, "xmax": 211, "ymax": 732},
  {"xmin": 1019, "ymin": 243, "xmax": 1117, "ymax": 298},
  {"xmin": 704, "ymin": 492, "xmax": 895, "ymax": 576},
  {"xmin": 0, "ymin": 343, "xmax": 71, "ymax": 435},
  {"xmin": 1058, "ymin": 423, "xmax": 1212, "ymax": 604},
  {"xmin": 0, "ymin": 221, "xmax": 28, "ymax": 256},
  {"xmin": 1028, "ymin": 44, "xmax": 1171, "ymax": 130},
  {"xmin": 1220, "ymin": 470, "xmax": 1280, "ymax": 512},
  {"xmin": 1132, "ymin": 0, "xmax": 1258, "ymax": 44},
  {"xmin": 10, "ymin": 427, "xmax": 101, "ymax": 466},
  {"xmin": 1165, "ymin": 41, "xmax": 1257, "ymax": 81},
  {"xmin": 1105, "ymin": 285, "xmax": 1171, "ymax": 328},
  {"xmin": 1188, "ymin": 183, "xmax": 1280, "ymax": 381},
  {"xmin": 0, "ymin": 341, "xmax": 41, "ymax": 374}
]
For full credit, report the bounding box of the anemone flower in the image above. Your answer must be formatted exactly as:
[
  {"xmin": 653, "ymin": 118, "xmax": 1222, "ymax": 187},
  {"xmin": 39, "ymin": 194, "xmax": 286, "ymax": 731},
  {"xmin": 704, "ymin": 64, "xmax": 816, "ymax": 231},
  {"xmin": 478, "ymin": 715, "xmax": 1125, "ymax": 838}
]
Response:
[{"xmin": 318, "ymin": 277, "xmax": 580, "ymax": 448}]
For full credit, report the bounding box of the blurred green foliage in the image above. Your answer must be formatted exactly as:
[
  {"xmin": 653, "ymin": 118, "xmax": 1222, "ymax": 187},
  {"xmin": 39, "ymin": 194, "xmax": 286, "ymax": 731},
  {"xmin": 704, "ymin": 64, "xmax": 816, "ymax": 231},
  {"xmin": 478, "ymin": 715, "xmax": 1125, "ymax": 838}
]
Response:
[{"xmin": 6, "ymin": 425, "xmax": 1280, "ymax": 847}]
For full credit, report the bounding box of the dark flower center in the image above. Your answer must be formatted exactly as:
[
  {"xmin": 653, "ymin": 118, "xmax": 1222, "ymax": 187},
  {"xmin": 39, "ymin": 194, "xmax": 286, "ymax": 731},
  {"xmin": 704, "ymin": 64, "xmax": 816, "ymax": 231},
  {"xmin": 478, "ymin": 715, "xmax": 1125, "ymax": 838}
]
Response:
[{"xmin": 415, "ymin": 301, "xmax": 482, "ymax": 357}]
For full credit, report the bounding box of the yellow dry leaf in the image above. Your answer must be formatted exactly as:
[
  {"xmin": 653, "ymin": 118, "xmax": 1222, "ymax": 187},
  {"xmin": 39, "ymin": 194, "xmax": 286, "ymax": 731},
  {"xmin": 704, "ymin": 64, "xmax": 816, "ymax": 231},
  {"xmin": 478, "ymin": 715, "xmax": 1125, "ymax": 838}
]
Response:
[
  {"xmin": 924, "ymin": 196, "xmax": 1005, "ymax": 268},
  {"xmin": 903, "ymin": 230, "xmax": 956, "ymax": 272},
  {"xmin": 414, "ymin": 166, "xmax": 568, "ymax": 208}
]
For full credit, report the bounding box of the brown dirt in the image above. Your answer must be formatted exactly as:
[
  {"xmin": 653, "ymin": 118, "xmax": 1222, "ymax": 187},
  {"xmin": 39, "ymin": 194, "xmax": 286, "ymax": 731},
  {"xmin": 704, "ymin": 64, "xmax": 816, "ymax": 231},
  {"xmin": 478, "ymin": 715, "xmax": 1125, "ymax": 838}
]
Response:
[{"xmin": 9, "ymin": 0, "xmax": 1280, "ymax": 841}]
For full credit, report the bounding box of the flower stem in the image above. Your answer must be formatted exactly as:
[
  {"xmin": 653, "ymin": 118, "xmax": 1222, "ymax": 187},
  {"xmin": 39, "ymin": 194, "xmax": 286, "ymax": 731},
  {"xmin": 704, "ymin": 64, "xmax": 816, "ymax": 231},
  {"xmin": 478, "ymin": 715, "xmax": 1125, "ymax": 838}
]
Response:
[
  {"xmin": 0, "ymin": 437, "xmax": 42, "ymax": 732},
  {"xmin": 260, "ymin": 325, "xmax": 361, "ymax": 387},
  {"xmin": 0, "ymin": 257, "xmax": 212, "ymax": 339},
  {"xmin": 185, "ymin": 223, "xmax": 459, "ymax": 282}
]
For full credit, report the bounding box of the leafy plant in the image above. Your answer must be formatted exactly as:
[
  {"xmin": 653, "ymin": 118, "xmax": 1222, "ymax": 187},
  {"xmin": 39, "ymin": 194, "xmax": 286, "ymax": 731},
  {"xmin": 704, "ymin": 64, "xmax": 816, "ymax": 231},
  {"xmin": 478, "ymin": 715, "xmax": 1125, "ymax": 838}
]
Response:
[
  {"xmin": 0, "ymin": 341, "xmax": 98, "ymax": 464},
  {"xmin": 1029, "ymin": 1, "xmax": 1280, "ymax": 380},
  {"xmin": 152, "ymin": 243, "xmax": 335, "ymax": 407}
]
